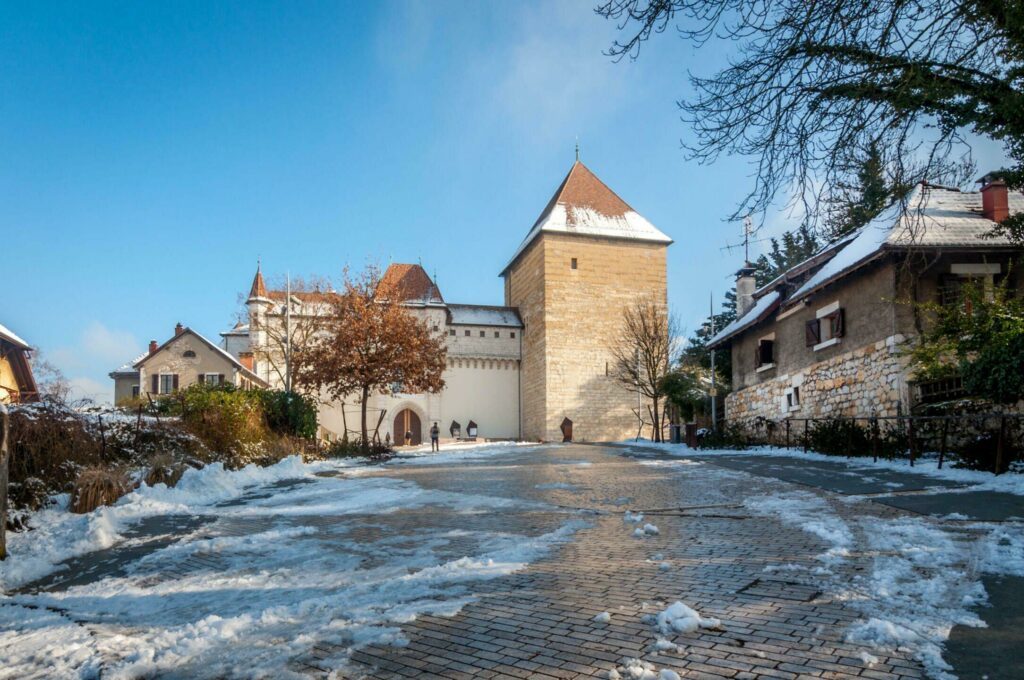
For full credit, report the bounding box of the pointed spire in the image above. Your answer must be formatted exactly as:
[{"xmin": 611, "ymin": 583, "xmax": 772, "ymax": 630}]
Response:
[{"xmin": 248, "ymin": 260, "xmax": 268, "ymax": 301}]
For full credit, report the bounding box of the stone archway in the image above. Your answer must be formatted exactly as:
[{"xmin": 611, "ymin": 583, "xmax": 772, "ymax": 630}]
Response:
[{"xmin": 394, "ymin": 408, "xmax": 422, "ymax": 446}]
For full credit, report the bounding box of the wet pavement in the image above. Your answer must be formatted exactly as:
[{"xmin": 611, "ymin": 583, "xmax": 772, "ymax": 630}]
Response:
[{"xmin": 7, "ymin": 442, "xmax": 1019, "ymax": 679}]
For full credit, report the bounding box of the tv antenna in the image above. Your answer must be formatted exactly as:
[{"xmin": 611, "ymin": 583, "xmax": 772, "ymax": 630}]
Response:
[{"xmin": 720, "ymin": 216, "xmax": 768, "ymax": 261}]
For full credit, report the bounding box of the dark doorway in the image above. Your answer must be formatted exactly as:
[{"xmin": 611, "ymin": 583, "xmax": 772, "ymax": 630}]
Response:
[
  {"xmin": 560, "ymin": 417, "xmax": 573, "ymax": 443},
  {"xmin": 394, "ymin": 409, "xmax": 422, "ymax": 446}
]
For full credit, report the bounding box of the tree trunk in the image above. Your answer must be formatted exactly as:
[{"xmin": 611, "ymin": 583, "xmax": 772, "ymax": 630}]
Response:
[
  {"xmin": 360, "ymin": 386, "xmax": 370, "ymax": 453},
  {"xmin": 652, "ymin": 396, "xmax": 661, "ymax": 442},
  {"xmin": 1, "ymin": 404, "xmax": 9, "ymax": 561}
]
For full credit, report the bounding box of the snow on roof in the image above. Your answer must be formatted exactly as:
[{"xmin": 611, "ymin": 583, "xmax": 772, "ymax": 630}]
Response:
[
  {"xmin": 220, "ymin": 323, "xmax": 250, "ymax": 337},
  {"xmin": 132, "ymin": 328, "xmax": 266, "ymax": 385},
  {"xmin": 0, "ymin": 322, "xmax": 31, "ymax": 350},
  {"xmin": 110, "ymin": 350, "xmax": 148, "ymax": 377},
  {"xmin": 501, "ymin": 161, "xmax": 672, "ymax": 274},
  {"xmin": 789, "ymin": 183, "xmax": 1023, "ymax": 302},
  {"xmin": 707, "ymin": 291, "xmax": 781, "ymax": 348},
  {"xmin": 447, "ymin": 304, "xmax": 523, "ymax": 328}
]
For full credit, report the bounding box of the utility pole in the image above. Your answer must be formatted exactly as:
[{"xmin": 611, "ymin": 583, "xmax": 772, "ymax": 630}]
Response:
[
  {"xmin": 710, "ymin": 292, "xmax": 717, "ymax": 432},
  {"xmin": 285, "ymin": 271, "xmax": 292, "ymax": 393}
]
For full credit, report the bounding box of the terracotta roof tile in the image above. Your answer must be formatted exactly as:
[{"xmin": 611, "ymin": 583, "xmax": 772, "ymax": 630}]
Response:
[{"xmin": 378, "ymin": 263, "xmax": 444, "ymax": 303}]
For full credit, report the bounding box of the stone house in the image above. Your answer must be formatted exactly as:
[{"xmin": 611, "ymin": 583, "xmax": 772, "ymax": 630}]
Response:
[
  {"xmin": 708, "ymin": 176, "xmax": 1023, "ymax": 431},
  {"xmin": 109, "ymin": 323, "xmax": 267, "ymax": 405},
  {"xmin": 0, "ymin": 322, "xmax": 38, "ymax": 404},
  {"xmin": 221, "ymin": 160, "xmax": 672, "ymax": 443}
]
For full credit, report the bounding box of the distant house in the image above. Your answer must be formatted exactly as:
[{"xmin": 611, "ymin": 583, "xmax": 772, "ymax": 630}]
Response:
[
  {"xmin": 110, "ymin": 323, "xmax": 267, "ymax": 405},
  {"xmin": 0, "ymin": 322, "xmax": 38, "ymax": 404},
  {"xmin": 708, "ymin": 175, "xmax": 1023, "ymax": 430}
]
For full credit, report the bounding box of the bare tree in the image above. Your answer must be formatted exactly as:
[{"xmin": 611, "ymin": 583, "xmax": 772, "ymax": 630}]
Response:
[
  {"xmin": 596, "ymin": 0, "xmax": 1024, "ymax": 238},
  {"xmin": 609, "ymin": 297, "xmax": 679, "ymax": 442},
  {"xmin": 30, "ymin": 354, "xmax": 71, "ymax": 403},
  {"xmin": 293, "ymin": 267, "xmax": 447, "ymax": 452},
  {"xmin": 237, "ymin": 274, "xmax": 334, "ymax": 391}
]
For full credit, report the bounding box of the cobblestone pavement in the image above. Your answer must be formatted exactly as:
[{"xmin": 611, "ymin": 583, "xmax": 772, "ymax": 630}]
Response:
[{"xmin": 325, "ymin": 444, "xmax": 936, "ymax": 680}]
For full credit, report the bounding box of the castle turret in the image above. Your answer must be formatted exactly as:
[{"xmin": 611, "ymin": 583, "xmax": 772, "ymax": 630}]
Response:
[{"xmin": 245, "ymin": 262, "xmax": 275, "ymax": 382}]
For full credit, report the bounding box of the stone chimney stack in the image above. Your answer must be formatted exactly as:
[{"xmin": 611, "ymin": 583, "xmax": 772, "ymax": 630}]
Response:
[
  {"xmin": 735, "ymin": 262, "xmax": 757, "ymax": 317},
  {"xmin": 174, "ymin": 322, "xmax": 184, "ymax": 337},
  {"xmin": 149, "ymin": 340, "xmax": 158, "ymax": 355},
  {"xmin": 979, "ymin": 173, "xmax": 1009, "ymax": 223}
]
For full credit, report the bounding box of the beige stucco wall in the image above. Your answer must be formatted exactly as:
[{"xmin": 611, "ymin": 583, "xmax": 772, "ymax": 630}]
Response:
[
  {"xmin": 506, "ymin": 233, "xmax": 668, "ymax": 442},
  {"xmin": 113, "ymin": 375, "xmax": 139, "ymax": 405},
  {"xmin": 439, "ymin": 358, "xmax": 520, "ymax": 439},
  {"xmin": 0, "ymin": 356, "xmax": 18, "ymax": 404},
  {"xmin": 138, "ymin": 333, "xmax": 240, "ymax": 396}
]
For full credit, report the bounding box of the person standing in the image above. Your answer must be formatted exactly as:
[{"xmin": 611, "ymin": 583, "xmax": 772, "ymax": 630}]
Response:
[{"xmin": 430, "ymin": 422, "xmax": 440, "ymax": 452}]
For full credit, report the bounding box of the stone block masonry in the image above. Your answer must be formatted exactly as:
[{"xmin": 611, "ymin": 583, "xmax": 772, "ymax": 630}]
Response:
[{"xmin": 726, "ymin": 334, "xmax": 912, "ymax": 433}]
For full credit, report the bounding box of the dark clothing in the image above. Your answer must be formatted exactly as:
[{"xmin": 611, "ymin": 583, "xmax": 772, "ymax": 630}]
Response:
[{"xmin": 430, "ymin": 425, "xmax": 440, "ymax": 451}]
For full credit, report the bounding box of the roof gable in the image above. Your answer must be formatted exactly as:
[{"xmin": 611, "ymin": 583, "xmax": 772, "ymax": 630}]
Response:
[
  {"xmin": 133, "ymin": 327, "xmax": 265, "ymax": 384},
  {"xmin": 379, "ymin": 263, "xmax": 444, "ymax": 303},
  {"xmin": 501, "ymin": 161, "xmax": 672, "ymax": 275}
]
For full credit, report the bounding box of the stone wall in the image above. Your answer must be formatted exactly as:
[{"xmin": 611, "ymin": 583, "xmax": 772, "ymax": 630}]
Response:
[
  {"xmin": 506, "ymin": 233, "xmax": 668, "ymax": 442},
  {"xmin": 725, "ymin": 333, "xmax": 912, "ymax": 433}
]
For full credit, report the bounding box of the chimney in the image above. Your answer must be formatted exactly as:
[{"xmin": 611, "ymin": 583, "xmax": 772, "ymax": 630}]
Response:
[
  {"xmin": 174, "ymin": 322, "xmax": 184, "ymax": 337},
  {"xmin": 979, "ymin": 173, "xmax": 1009, "ymax": 223},
  {"xmin": 735, "ymin": 262, "xmax": 757, "ymax": 317},
  {"xmin": 149, "ymin": 339, "xmax": 158, "ymax": 355}
]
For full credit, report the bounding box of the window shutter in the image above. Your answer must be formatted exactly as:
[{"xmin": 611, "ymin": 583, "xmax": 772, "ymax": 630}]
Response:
[
  {"xmin": 831, "ymin": 309, "xmax": 845, "ymax": 338},
  {"xmin": 754, "ymin": 345, "xmax": 762, "ymax": 368},
  {"xmin": 151, "ymin": 374, "xmax": 159, "ymax": 394},
  {"xmin": 172, "ymin": 374, "xmax": 179, "ymax": 391},
  {"xmin": 805, "ymin": 319, "xmax": 821, "ymax": 346},
  {"xmin": 218, "ymin": 374, "xmax": 225, "ymax": 385}
]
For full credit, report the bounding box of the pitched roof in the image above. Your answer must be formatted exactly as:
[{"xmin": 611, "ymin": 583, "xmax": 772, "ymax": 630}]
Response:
[
  {"xmin": 379, "ymin": 263, "xmax": 444, "ymax": 303},
  {"xmin": 109, "ymin": 350, "xmax": 148, "ymax": 377},
  {"xmin": 500, "ymin": 161, "xmax": 672, "ymax": 275},
  {"xmin": 708, "ymin": 182, "xmax": 1024, "ymax": 349},
  {"xmin": 707, "ymin": 291, "xmax": 781, "ymax": 347},
  {"xmin": 131, "ymin": 327, "xmax": 267, "ymax": 385},
  {"xmin": 248, "ymin": 266, "xmax": 268, "ymax": 300},
  {"xmin": 447, "ymin": 304, "xmax": 523, "ymax": 328},
  {"xmin": 788, "ymin": 183, "xmax": 1023, "ymax": 303},
  {"xmin": 0, "ymin": 322, "xmax": 31, "ymax": 351}
]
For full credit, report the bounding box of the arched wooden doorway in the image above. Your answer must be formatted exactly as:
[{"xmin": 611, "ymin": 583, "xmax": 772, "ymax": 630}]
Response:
[{"xmin": 394, "ymin": 409, "xmax": 422, "ymax": 446}]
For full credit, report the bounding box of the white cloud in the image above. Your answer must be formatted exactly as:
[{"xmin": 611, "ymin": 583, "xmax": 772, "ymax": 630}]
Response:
[
  {"xmin": 44, "ymin": 322, "xmax": 141, "ymax": 406},
  {"xmin": 68, "ymin": 376, "xmax": 111, "ymax": 405},
  {"xmin": 81, "ymin": 321, "xmax": 140, "ymax": 366}
]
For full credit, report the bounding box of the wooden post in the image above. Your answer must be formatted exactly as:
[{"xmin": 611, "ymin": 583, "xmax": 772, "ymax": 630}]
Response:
[
  {"xmin": 872, "ymin": 418, "xmax": 880, "ymax": 463},
  {"xmin": 785, "ymin": 419, "xmax": 791, "ymax": 449},
  {"xmin": 995, "ymin": 416, "xmax": 1007, "ymax": 475},
  {"xmin": 938, "ymin": 418, "xmax": 949, "ymax": 470},
  {"xmin": 1, "ymin": 404, "xmax": 9, "ymax": 561},
  {"xmin": 907, "ymin": 417, "xmax": 916, "ymax": 467}
]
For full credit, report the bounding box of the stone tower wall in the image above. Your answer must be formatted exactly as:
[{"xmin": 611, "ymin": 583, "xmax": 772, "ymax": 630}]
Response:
[{"xmin": 507, "ymin": 233, "xmax": 668, "ymax": 441}]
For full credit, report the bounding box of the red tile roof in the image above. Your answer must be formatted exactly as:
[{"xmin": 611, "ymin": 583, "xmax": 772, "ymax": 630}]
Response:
[{"xmin": 378, "ymin": 263, "xmax": 443, "ymax": 303}]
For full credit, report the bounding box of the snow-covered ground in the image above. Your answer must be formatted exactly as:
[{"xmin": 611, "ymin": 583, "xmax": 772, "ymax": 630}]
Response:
[
  {"xmin": 0, "ymin": 443, "xmax": 584, "ymax": 678},
  {"xmin": 625, "ymin": 440, "xmax": 1024, "ymax": 496}
]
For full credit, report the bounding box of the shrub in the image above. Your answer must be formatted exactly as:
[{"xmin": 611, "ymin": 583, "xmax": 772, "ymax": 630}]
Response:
[
  {"xmin": 71, "ymin": 468, "xmax": 132, "ymax": 514},
  {"xmin": 324, "ymin": 438, "xmax": 394, "ymax": 461},
  {"xmin": 696, "ymin": 424, "xmax": 748, "ymax": 449},
  {"xmin": 255, "ymin": 390, "xmax": 318, "ymax": 439},
  {"xmin": 805, "ymin": 418, "xmax": 907, "ymax": 458},
  {"xmin": 143, "ymin": 453, "xmax": 187, "ymax": 488}
]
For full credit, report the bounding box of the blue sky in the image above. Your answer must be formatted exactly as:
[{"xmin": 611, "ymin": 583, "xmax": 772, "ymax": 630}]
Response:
[{"xmin": 2, "ymin": 1, "xmax": 1010, "ymax": 402}]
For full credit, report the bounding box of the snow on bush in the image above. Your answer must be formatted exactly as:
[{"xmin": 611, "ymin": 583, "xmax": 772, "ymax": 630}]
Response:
[
  {"xmin": 655, "ymin": 601, "xmax": 721, "ymax": 634},
  {"xmin": 633, "ymin": 523, "xmax": 660, "ymax": 538}
]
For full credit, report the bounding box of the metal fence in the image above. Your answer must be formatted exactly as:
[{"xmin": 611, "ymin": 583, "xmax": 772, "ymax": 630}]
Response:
[{"xmin": 760, "ymin": 413, "xmax": 1024, "ymax": 473}]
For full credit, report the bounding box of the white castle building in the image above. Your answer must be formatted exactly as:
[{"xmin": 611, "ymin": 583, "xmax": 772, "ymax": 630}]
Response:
[{"xmin": 115, "ymin": 160, "xmax": 671, "ymax": 444}]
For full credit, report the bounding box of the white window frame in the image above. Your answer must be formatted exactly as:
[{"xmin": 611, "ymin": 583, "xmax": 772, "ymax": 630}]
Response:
[
  {"xmin": 204, "ymin": 373, "xmax": 221, "ymax": 385},
  {"xmin": 755, "ymin": 332, "xmax": 776, "ymax": 372},
  {"xmin": 159, "ymin": 373, "xmax": 175, "ymax": 394},
  {"xmin": 813, "ymin": 301, "xmax": 842, "ymax": 351}
]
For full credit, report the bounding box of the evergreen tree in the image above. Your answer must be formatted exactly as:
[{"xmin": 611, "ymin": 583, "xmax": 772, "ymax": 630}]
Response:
[{"xmin": 823, "ymin": 142, "xmax": 899, "ymax": 241}]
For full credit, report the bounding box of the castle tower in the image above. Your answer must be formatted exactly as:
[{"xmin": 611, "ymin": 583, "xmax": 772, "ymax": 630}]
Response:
[
  {"xmin": 501, "ymin": 161, "xmax": 672, "ymax": 442},
  {"xmin": 245, "ymin": 262, "xmax": 276, "ymax": 385}
]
